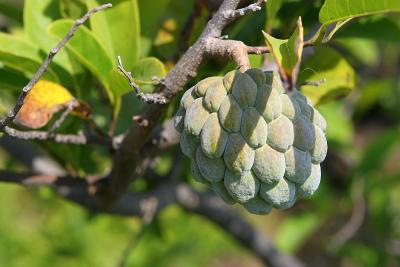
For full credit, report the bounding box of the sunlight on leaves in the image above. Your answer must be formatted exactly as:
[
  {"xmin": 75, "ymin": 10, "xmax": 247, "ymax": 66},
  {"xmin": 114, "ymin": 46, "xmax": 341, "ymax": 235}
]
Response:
[{"xmin": 299, "ymin": 47, "xmax": 355, "ymax": 105}]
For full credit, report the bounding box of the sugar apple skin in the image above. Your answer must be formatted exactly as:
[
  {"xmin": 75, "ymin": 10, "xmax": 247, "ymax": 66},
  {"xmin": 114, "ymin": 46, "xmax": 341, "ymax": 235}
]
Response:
[{"xmin": 174, "ymin": 69, "xmax": 328, "ymax": 215}]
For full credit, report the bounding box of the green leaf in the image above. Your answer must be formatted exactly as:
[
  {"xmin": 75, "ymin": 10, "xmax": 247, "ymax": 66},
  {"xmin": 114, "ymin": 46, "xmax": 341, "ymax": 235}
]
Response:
[
  {"xmin": 24, "ymin": 0, "xmax": 60, "ymax": 50},
  {"xmin": 105, "ymin": 70, "xmax": 133, "ymax": 96},
  {"xmin": 356, "ymin": 129, "xmax": 400, "ymax": 175},
  {"xmin": 306, "ymin": 18, "xmax": 351, "ymax": 46},
  {"xmin": 108, "ymin": 57, "xmax": 167, "ymax": 96},
  {"xmin": 0, "ymin": 2, "xmax": 23, "ymax": 22},
  {"xmin": 0, "ymin": 33, "xmax": 41, "ymax": 62},
  {"xmin": 143, "ymin": 215, "xmax": 164, "ymax": 240},
  {"xmin": 48, "ymin": 19, "xmax": 114, "ymax": 100},
  {"xmin": 263, "ymin": 17, "xmax": 303, "ymax": 88},
  {"xmin": 309, "ymin": 0, "xmax": 400, "ymax": 46},
  {"xmin": 0, "ymin": 33, "xmax": 59, "ymax": 81},
  {"xmin": 318, "ymin": 102, "xmax": 353, "ymax": 146},
  {"xmin": 265, "ymin": 0, "xmax": 283, "ymax": 32},
  {"xmin": 249, "ymin": 54, "xmax": 263, "ymax": 69},
  {"xmin": 59, "ymin": 0, "xmax": 87, "ymax": 19},
  {"xmin": 23, "ymin": 0, "xmax": 75, "ymax": 76},
  {"xmin": 0, "ymin": 89, "xmax": 15, "ymax": 115},
  {"xmin": 131, "ymin": 57, "xmax": 166, "ymax": 84},
  {"xmin": 334, "ymin": 37, "xmax": 380, "ymax": 67},
  {"xmin": 143, "ymin": 1, "xmax": 194, "ymax": 59},
  {"xmin": 319, "ymin": 0, "xmax": 400, "ymax": 25},
  {"xmin": 87, "ymin": 0, "xmax": 140, "ymax": 70},
  {"xmin": 298, "ymin": 47, "xmax": 356, "ymax": 105},
  {"xmin": 275, "ymin": 214, "xmax": 319, "ymax": 253},
  {"xmin": 0, "ymin": 67, "xmax": 30, "ymax": 91},
  {"xmin": 132, "ymin": 57, "xmax": 166, "ymax": 93},
  {"xmin": 138, "ymin": 0, "xmax": 170, "ymax": 57},
  {"xmin": 336, "ymin": 16, "xmax": 400, "ymax": 43},
  {"xmin": 354, "ymin": 79, "xmax": 395, "ymax": 116}
]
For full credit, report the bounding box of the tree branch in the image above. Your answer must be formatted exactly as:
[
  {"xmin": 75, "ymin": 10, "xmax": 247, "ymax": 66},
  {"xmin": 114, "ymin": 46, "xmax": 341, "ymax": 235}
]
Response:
[
  {"xmin": 0, "ymin": 169, "xmax": 302, "ymax": 267},
  {"xmin": 0, "ymin": 136, "xmax": 66, "ymax": 176},
  {"xmin": 0, "ymin": 171, "xmax": 89, "ymax": 188},
  {"xmin": 106, "ymin": 0, "xmax": 266, "ymax": 203},
  {"xmin": 223, "ymin": 0, "xmax": 266, "ymax": 20},
  {"xmin": 205, "ymin": 38, "xmax": 255, "ymax": 71},
  {"xmin": 0, "ymin": 3, "xmax": 112, "ymax": 130},
  {"xmin": 47, "ymin": 99, "xmax": 79, "ymax": 137},
  {"xmin": 173, "ymin": 0, "xmax": 204, "ymax": 61},
  {"xmin": 4, "ymin": 126, "xmax": 85, "ymax": 143},
  {"xmin": 0, "ymin": 3, "xmax": 303, "ymax": 266},
  {"xmin": 0, "ymin": 170, "xmax": 176, "ymax": 217},
  {"xmin": 3, "ymin": 126, "xmax": 112, "ymax": 146},
  {"xmin": 117, "ymin": 56, "xmax": 168, "ymax": 104}
]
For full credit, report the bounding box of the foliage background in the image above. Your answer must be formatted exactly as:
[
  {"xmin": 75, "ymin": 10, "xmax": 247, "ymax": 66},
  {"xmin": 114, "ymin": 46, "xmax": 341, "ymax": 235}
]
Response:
[{"xmin": 0, "ymin": 0, "xmax": 400, "ymax": 266}]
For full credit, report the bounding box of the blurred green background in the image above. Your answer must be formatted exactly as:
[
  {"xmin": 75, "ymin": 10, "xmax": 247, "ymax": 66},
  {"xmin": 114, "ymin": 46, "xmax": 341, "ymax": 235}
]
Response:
[{"xmin": 0, "ymin": 0, "xmax": 400, "ymax": 266}]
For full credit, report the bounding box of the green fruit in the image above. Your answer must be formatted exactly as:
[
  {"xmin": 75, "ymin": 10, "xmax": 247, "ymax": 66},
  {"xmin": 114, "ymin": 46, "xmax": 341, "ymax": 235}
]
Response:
[
  {"xmin": 260, "ymin": 178, "xmax": 296, "ymax": 209},
  {"xmin": 253, "ymin": 144, "xmax": 285, "ymax": 184},
  {"xmin": 243, "ymin": 196, "xmax": 272, "ymax": 215},
  {"xmin": 224, "ymin": 170, "xmax": 260, "ymax": 203},
  {"xmin": 175, "ymin": 69, "xmax": 328, "ymax": 215},
  {"xmin": 223, "ymin": 133, "xmax": 255, "ymax": 174}
]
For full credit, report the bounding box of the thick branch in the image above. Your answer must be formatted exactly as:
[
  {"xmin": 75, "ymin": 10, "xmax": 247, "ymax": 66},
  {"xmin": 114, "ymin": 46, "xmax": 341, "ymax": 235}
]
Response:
[
  {"xmin": 0, "ymin": 170, "xmax": 175, "ymax": 217},
  {"xmin": 205, "ymin": 38, "xmax": 253, "ymax": 71},
  {"xmin": 0, "ymin": 3, "xmax": 112, "ymax": 130},
  {"xmin": 0, "ymin": 171, "xmax": 75, "ymax": 186},
  {"xmin": 143, "ymin": 119, "xmax": 180, "ymax": 153},
  {"xmin": 0, "ymin": 136, "xmax": 66, "ymax": 176},
  {"xmin": 0, "ymin": 169, "xmax": 302, "ymax": 267},
  {"xmin": 5, "ymin": 172, "xmax": 302, "ymax": 266}
]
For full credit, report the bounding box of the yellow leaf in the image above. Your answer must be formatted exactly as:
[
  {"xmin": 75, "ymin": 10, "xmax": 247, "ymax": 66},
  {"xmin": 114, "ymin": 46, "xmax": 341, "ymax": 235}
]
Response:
[{"xmin": 16, "ymin": 80, "xmax": 90, "ymax": 129}]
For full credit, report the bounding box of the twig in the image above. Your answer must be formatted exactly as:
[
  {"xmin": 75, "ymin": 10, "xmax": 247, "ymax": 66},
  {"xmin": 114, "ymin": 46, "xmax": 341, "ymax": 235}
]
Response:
[
  {"xmin": 4, "ymin": 125, "xmax": 112, "ymax": 147},
  {"xmin": 48, "ymin": 99, "xmax": 78, "ymax": 137},
  {"xmin": 0, "ymin": 3, "xmax": 112, "ymax": 130},
  {"xmin": 4, "ymin": 127, "xmax": 89, "ymax": 144},
  {"xmin": 247, "ymin": 46, "xmax": 270, "ymax": 54},
  {"xmin": 118, "ymin": 198, "xmax": 158, "ymax": 267},
  {"xmin": 117, "ymin": 56, "xmax": 168, "ymax": 104},
  {"xmin": 298, "ymin": 78, "xmax": 327, "ymax": 87},
  {"xmin": 329, "ymin": 179, "xmax": 366, "ymax": 250},
  {"xmin": 118, "ymin": 222, "xmax": 147, "ymax": 267},
  {"xmin": 224, "ymin": 0, "xmax": 266, "ymax": 20}
]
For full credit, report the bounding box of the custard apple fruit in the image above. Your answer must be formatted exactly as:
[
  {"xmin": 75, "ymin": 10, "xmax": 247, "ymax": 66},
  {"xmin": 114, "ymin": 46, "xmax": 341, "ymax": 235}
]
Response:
[{"xmin": 174, "ymin": 69, "xmax": 327, "ymax": 215}]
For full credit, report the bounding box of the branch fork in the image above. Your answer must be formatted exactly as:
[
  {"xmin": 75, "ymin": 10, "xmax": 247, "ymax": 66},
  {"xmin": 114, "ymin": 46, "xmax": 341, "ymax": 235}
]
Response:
[
  {"xmin": 117, "ymin": 56, "xmax": 169, "ymax": 104},
  {"xmin": 0, "ymin": 1, "xmax": 307, "ymax": 266}
]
